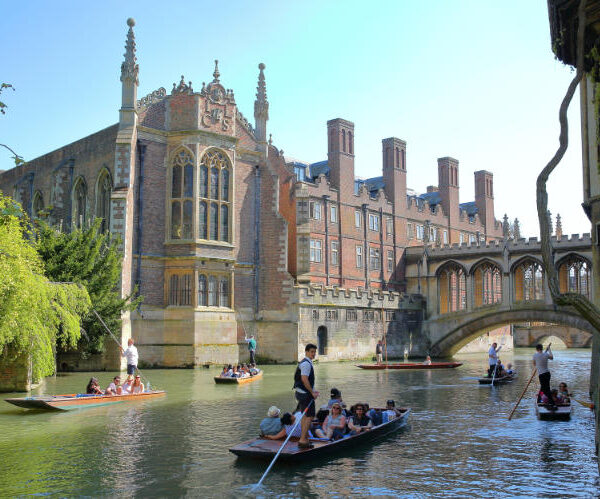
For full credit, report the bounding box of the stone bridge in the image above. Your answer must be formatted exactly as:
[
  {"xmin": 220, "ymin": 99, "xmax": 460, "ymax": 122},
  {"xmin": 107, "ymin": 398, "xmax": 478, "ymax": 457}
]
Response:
[
  {"xmin": 513, "ymin": 324, "xmax": 593, "ymax": 348},
  {"xmin": 404, "ymin": 234, "xmax": 595, "ymax": 356}
]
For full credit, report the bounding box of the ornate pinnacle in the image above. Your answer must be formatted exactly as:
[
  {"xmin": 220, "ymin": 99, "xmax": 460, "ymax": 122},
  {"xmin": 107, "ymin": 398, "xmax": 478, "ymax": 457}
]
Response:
[
  {"xmin": 502, "ymin": 214, "xmax": 510, "ymax": 239},
  {"xmin": 513, "ymin": 218, "xmax": 521, "ymax": 239},
  {"xmin": 254, "ymin": 63, "xmax": 269, "ymax": 141},
  {"xmin": 213, "ymin": 60, "xmax": 220, "ymax": 83},
  {"xmin": 556, "ymin": 213, "xmax": 563, "ymax": 239},
  {"xmin": 121, "ymin": 18, "xmax": 139, "ymax": 85}
]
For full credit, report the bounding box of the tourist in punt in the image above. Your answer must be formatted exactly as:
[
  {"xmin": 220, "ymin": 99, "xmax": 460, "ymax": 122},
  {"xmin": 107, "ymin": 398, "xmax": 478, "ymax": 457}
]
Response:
[
  {"xmin": 220, "ymin": 365, "xmax": 229, "ymax": 377},
  {"xmin": 495, "ymin": 359, "xmax": 505, "ymax": 377},
  {"xmin": 533, "ymin": 343, "xmax": 555, "ymax": 409},
  {"xmin": 348, "ymin": 403, "xmax": 373, "ymax": 435},
  {"xmin": 226, "ymin": 364, "xmax": 234, "ymax": 376},
  {"xmin": 121, "ymin": 375, "xmax": 134, "ymax": 394},
  {"xmin": 260, "ymin": 406, "xmax": 283, "ymax": 436},
  {"xmin": 131, "ymin": 375, "xmax": 145, "ymax": 394},
  {"xmin": 383, "ymin": 399, "xmax": 402, "ymax": 421},
  {"xmin": 249, "ymin": 363, "xmax": 259, "ymax": 375},
  {"xmin": 558, "ymin": 382, "xmax": 571, "ymax": 403},
  {"xmin": 488, "ymin": 342, "xmax": 502, "ymax": 377},
  {"xmin": 264, "ymin": 411, "xmax": 310, "ymax": 440},
  {"xmin": 505, "ymin": 363, "xmax": 515, "ymax": 376},
  {"xmin": 423, "ymin": 355, "xmax": 432, "ymax": 365},
  {"xmin": 376, "ymin": 340, "xmax": 383, "ymax": 364},
  {"xmin": 293, "ymin": 343, "xmax": 320, "ymax": 449},
  {"xmin": 86, "ymin": 377, "xmax": 103, "ymax": 395},
  {"xmin": 315, "ymin": 403, "xmax": 346, "ymax": 440},
  {"xmin": 105, "ymin": 376, "xmax": 122, "ymax": 396},
  {"xmin": 327, "ymin": 388, "xmax": 343, "ymax": 408}
]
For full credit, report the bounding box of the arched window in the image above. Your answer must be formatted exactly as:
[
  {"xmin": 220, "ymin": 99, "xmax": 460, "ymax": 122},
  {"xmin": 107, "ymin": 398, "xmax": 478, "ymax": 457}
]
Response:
[
  {"xmin": 473, "ymin": 262, "xmax": 502, "ymax": 307},
  {"xmin": 438, "ymin": 263, "xmax": 466, "ymax": 314},
  {"xmin": 219, "ymin": 278, "xmax": 229, "ymax": 307},
  {"xmin": 73, "ymin": 178, "xmax": 87, "ymax": 229},
  {"xmin": 348, "ymin": 131, "xmax": 353, "ymax": 154},
  {"xmin": 96, "ymin": 170, "xmax": 112, "ymax": 233},
  {"xmin": 198, "ymin": 274, "xmax": 207, "ymax": 306},
  {"xmin": 514, "ymin": 259, "xmax": 544, "ymax": 301},
  {"xmin": 32, "ymin": 191, "xmax": 44, "ymax": 218},
  {"xmin": 170, "ymin": 149, "xmax": 194, "ymax": 240},
  {"xmin": 199, "ymin": 149, "xmax": 232, "ymax": 242},
  {"xmin": 208, "ymin": 276, "xmax": 217, "ymax": 306},
  {"xmin": 342, "ymin": 129, "xmax": 346, "ymax": 152},
  {"xmin": 558, "ymin": 256, "xmax": 591, "ymax": 298}
]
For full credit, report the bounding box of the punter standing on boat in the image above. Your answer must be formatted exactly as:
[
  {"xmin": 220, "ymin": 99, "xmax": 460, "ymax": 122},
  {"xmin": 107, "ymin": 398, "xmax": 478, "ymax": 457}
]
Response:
[
  {"xmin": 293, "ymin": 343, "xmax": 319, "ymax": 449},
  {"xmin": 120, "ymin": 338, "xmax": 139, "ymax": 375},
  {"xmin": 488, "ymin": 342, "xmax": 501, "ymax": 377},
  {"xmin": 376, "ymin": 340, "xmax": 383, "ymax": 364},
  {"xmin": 533, "ymin": 344, "xmax": 555, "ymax": 409},
  {"xmin": 245, "ymin": 335, "xmax": 257, "ymax": 364}
]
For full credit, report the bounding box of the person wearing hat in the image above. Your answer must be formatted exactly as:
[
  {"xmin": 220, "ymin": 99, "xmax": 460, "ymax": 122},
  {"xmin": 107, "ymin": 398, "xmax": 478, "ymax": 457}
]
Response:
[
  {"xmin": 327, "ymin": 388, "xmax": 343, "ymax": 408},
  {"xmin": 260, "ymin": 406, "xmax": 283, "ymax": 436}
]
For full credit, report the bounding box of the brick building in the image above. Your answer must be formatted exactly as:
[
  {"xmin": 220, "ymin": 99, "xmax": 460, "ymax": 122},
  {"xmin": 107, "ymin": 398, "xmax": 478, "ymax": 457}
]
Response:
[{"xmin": 0, "ymin": 20, "xmax": 506, "ymax": 366}]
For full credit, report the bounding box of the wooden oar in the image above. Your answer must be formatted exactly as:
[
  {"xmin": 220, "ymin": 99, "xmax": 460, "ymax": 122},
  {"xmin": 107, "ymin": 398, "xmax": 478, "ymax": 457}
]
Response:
[{"xmin": 508, "ymin": 367, "xmax": 537, "ymax": 420}]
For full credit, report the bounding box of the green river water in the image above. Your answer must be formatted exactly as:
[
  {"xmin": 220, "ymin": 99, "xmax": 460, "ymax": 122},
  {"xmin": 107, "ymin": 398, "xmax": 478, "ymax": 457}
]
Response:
[{"xmin": 0, "ymin": 348, "xmax": 598, "ymax": 497}]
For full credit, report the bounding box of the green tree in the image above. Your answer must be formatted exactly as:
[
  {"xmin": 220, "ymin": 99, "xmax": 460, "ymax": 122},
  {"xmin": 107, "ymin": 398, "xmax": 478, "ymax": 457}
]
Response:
[
  {"xmin": 36, "ymin": 219, "xmax": 142, "ymax": 354},
  {"xmin": 0, "ymin": 193, "xmax": 90, "ymax": 380}
]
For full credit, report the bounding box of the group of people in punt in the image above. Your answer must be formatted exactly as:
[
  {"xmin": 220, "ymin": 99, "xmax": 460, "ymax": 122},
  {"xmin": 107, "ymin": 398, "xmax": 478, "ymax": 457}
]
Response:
[
  {"xmin": 532, "ymin": 343, "xmax": 573, "ymax": 410},
  {"xmin": 86, "ymin": 374, "xmax": 145, "ymax": 396},
  {"xmin": 259, "ymin": 387, "xmax": 403, "ymax": 442},
  {"xmin": 486, "ymin": 342, "xmax": 515, "ymax": 378},
  {"xmin": 218, "ymin": 363, "xmax": 260, "ymax": 378}
]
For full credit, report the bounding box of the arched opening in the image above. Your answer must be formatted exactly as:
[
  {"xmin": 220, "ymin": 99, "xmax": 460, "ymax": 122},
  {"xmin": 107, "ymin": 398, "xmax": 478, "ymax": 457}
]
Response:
[
  {"xmin": 32, "ymin": 191, "xmax": 44, "ymax": 218},
  {"xmin": 437, "ymin": 262, "xmax": 466, "ymax": 314},
  {"xmin": 96, "ymin": 169, "xmax": 112, "ymax": 233},
  {"xmin": 513, "ymin": 258, "xmax": 544, "ymax": 301},
  {"xmin": 558, "ymin": 255, "xmax": 591, "ymax": 298},
  {"xmin": 317, "ymin": 326, "xmax": 328, "ymax": 356},
  {"xmin": 472, "ymin": 261, "xmax": 502, "ymax": 308},
  {"xmin": 535, "ymin": 335, "xmax": 568, "ymax": 349},
  {"xmin": 72, "ymin": 177, "xmax": 87, "ymax": 229}
]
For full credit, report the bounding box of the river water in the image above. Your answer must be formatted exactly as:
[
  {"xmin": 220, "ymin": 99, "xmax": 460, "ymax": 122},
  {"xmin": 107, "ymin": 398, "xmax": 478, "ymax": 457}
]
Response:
[{"xmin": 0, "ymin": 348, "xmax": 598, "ymax": 497}]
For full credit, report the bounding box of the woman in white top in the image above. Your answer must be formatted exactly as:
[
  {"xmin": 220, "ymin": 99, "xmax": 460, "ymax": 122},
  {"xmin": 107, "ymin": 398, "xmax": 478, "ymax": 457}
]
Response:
[
  {"xmin": 131, "ymin": 375, "xmax": 145, "ymax": 394},
  {"xmin": 121, "ymin": 375, "xmax": 134, "ymax": 394}
]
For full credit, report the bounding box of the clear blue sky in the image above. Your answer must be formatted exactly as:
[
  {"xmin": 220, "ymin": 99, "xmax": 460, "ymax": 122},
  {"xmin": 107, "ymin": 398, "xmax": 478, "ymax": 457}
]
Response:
[{"xmin": 0, "ymin": 1, "xmax": 588, "ymax": 236}]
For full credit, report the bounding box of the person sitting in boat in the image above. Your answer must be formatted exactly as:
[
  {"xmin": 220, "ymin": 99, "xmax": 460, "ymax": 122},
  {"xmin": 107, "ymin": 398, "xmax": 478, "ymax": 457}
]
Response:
[
  {"xmin": 131, "ymin": 375, "xmax": 145, "ymax": 394},
  {"xmin": 423, "ymin": 356, "xmax": 432, "ymax": 365},
  {"xmin": 505, "ymin": 363, "xmax": 515, "ymax": 376},
  {"xmin": 105, "ymin": 376, "xmax": 122, "ymax": 396},
  {"xmin": 249, "ymin": 363, "xmax": 259, "ymax": 375},
  {"xmin": 86, "ymin": 377, "xmax": 103, "ymax": 395},
  {"xmin": 327, "ymin": 388, "xmax": 343, "ymax": 408},
  {"xmin": 348, "ymin": 403, "xmax": 373, "ymax": 435},
  {"xmin": 264, "ymin": 411, "xmax": 312, "ymax": 440},
  {"xmin": 494, "ymin": 359, "xmax": 505, "ymax": 377},
  {"xmin": 558, "ymin": 382, "xmax": 571, "ymax": 404},
  {"xmin": 121, "ymin": 375, "xmax": 134, "ymax": 394},
  {"xmin": 220, "ymin": 366, "xmax": 229, "ymax": 377},
  {"xmin": 260, "ymin": 406, "xmax": 283, "ymax": 436},
  {"xmin": 314, "ymin": 402, "xmax": 346, "ymax": 440},
  {"xmin": 383, "ymin": 399, "xmax": 402, "ymax": 422}
]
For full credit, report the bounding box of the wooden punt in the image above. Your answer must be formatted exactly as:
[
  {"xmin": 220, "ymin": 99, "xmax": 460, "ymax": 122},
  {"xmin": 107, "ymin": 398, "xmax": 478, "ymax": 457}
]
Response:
[
  {"xmin": 477, "ymin": 374, "xmax": 517, "ymax": 385},
  {"xmin": 229, "ymin": 407, "xmax": 410, "ymax": 463},
  {"xmin": 5, "ymin": 390, "xmax": 166, "ymax": 411},
  {"xmin": 214, "ymin": 370, "xmax": 263, "ymax": 384},
  {"xmin": 356, "ymin": 362, "xmax": 462, "ymax": 370},
  {"xmin": 534, "ymin": 399, "xmax": 572, "ymax": 421}
]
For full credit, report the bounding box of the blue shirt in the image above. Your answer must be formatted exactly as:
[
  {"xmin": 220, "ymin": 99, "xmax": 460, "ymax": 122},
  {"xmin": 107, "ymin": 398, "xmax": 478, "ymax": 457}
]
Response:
[{"xmin": 260, "ymin": 417, "xmax": 282, "ymax": 436}]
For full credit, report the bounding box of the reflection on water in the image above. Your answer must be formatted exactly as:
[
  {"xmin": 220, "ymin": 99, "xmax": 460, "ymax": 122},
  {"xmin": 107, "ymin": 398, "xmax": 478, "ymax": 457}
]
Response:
[{"xmin": 0, "ymin": 349, "xmax": 598, "ymax": 497}]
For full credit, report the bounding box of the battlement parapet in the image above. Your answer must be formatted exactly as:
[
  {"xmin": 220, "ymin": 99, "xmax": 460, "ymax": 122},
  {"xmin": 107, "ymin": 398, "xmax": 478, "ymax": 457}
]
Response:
[{"xmin": 295, "ymin": 284, "xmax": 423, "ymax": 310}]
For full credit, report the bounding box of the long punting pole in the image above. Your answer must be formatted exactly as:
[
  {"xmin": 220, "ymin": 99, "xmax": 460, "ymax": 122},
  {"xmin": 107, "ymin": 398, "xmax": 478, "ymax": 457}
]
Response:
[
  {"xmin": 507, "ymin": 343, "xmax": 551, "ymax": 420},
  {"xmin": 256, "ymin": 399, "xmax": 314, "ymax": 488},
  {"xmin": 490, "ymin": 362, "xmax": 498, "ymax": 387}
]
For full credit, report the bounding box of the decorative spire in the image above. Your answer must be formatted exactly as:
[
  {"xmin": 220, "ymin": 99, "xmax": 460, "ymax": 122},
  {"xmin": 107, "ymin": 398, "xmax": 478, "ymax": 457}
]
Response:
[
  {"xmin": 213, "ymin": 60, "xmax": 220, "ymax": 83},
  {"xmin": 121, "ymin": 18, "xmax": 139, "ymax": 85},
  {"xmin": 268, "ymin": 134, "xmax": 273, "ymax": 146},
  {"xmin": 254, "ymin": 63, "xmax": 269, "ymax": 142},
  {"xmin": 502, "ymin": 214, "xmax": 510, "ymax": 239},
  {"xmin": 513, "ymin": 218, "xmax": 521, "ymax": 239},
  {"xmin": 556, "ymin": 213, "xmax": 563, "ymax": 239}
]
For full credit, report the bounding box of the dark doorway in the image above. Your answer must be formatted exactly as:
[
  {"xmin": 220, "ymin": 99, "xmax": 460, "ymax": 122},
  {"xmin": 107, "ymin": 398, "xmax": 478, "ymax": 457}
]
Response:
[{"xmin": 317, "ymin": 326, "xmax": 328, "ymax": 355}]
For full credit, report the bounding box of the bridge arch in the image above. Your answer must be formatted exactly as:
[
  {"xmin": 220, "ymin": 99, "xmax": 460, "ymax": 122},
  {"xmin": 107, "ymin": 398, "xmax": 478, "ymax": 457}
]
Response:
[{"xmin": 427, "ymin": 305, "xmax": 597, "ymax": 357}]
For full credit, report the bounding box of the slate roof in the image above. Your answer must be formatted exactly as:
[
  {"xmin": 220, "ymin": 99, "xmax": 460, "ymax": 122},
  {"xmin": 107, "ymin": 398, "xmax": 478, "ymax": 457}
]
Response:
[{"xmin": 459, "ymin": 201, "xmax": 479, "ymax": 216}]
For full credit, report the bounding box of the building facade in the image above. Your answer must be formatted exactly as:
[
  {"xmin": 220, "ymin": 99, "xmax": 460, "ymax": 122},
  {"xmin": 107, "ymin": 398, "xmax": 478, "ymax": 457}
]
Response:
[{"xmin": 0, "ymin": 19, "xmax": 508, "ymax": 366}]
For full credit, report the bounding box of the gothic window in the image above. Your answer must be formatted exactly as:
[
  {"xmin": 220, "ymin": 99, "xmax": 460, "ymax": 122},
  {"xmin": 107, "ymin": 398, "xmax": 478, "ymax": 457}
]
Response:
[
  {"xmin": 73, "ymin": 177, "xmax": 87, "ymax": 229},
  {"xmin": 208, "ymin": 276, "xmax": 217, "ymax": 306},
  {"xmin": 198, "ymin": 274, "xmax": 207, "ymax": 306},
  {"xmin": 219, "ymin": 278, "xmax": 229, "ymax": 307},
  {"xmin": 199, "ymin": 149, "xmax": 231, "ymax": 242},
  {"xmin": 473, "ymin": 262, "xmax": 502, "ymax": 307},
  {"xmin": 96, "ymin": 170, "xmax": 112, "ymax": 233},
  {"xmin": 32, "ymin": 191, "xmax": 44, "ymax": 218},
  {"xmin": 438, "ymin": 263, "xmax": 466, "ymax": 314},
  {"xmin": 170, "ymin": 149, "xmax": 194, "ymax": 240},
  {"xmin": 514, "ymin": 259, "xmax": 544, "ymax": 301},
  {"xmin": 168, "ymin": 273, "xmax": 192, "ymax": 306},
  {"xmin": 558, "ymin": 256, "xmax": 590, "ymax": 298}
]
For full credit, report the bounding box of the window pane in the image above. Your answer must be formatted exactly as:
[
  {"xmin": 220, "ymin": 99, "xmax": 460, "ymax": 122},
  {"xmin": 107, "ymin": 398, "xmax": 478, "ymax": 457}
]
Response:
[
  {"xmin": 219, "ymin": 278, "xmax": 229, "ymax": 307},
  {"xmin": 171, "ymin": 201, "xmax": 181, "ymax": 239},
  {"xmin": 183, "ymin": 200, "xmax": 193, "ymax": 239},
  {"xmin": 221, "ymin": 169, "xmax": 229, "ymax": 201},
  {"xmin": 208, "ymin": 276, "xmax": 217, "ymax": 306},
  {"xmin": 200, "ymin": 166, "xmax": 208, "ymax": 198},
  {"xmin": 210, "ymin": 203, "xmax": 218, "ymax": 240},
  {"xmin": 199, "ymin": 201, "xmax": 207, "ymax": 239},
  {"xmin": 198, "ymin": 274, "xmax": 207, "ymax": 306},
  {"xmin": 220, "ymin": 204, "xmax": 229, "ymax": 241},
  {"xmin": 210, "ymin": 167, "xmax": 219, "ymax": 199},
  {"xmin": 184, "ymin": 163, "xmax": 194, "ymax": 198},
  {"xmin": 172, "ymin": 165, "xmax": 182, "ymax": 198},
  {"xmin": 169, "ymin": 275, "xmax": 179, "ymax": 305}
]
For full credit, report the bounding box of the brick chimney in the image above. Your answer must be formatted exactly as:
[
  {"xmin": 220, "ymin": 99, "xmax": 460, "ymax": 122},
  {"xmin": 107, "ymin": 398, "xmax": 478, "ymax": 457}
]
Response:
[
  {"xmin": 382, "ymin": 137, "xmax": 406, "ymax": 207},
  {"xmin": 327, "ymin": 118, "xmax": 355, "ymax": 203},
  {"xmin": 438, "ymin": 157, "xmax": 459, "ymax": 226},
  {"xmin": 474, "ymin": 170, "xmax": 494, "ymax": 234}
]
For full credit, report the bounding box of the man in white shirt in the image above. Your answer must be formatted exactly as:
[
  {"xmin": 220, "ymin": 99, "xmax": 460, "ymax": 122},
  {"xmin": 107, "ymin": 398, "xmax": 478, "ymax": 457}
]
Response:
[
  {"xmin": 533, "ymin": 343, "xmax": 555, "ymax": 408},
  {"xmin": 120, "ymin": 338, "xmax": 139, "ymax": 375},
  {"xmin": 488, "ymin": 342, "xmax": 502, "ymax": 377}
]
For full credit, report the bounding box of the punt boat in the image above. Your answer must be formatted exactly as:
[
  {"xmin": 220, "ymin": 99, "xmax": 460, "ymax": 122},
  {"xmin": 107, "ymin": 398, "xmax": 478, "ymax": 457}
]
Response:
[
  {"xmin": 5, "ymin": 390, "xmax": 166, "ymax": 411},
  {"xmin": 477, "ymin": 374, "xmax": 517, "ymax": 385},
  {"xmin": 534, "ymin": 399, "xmax": 572, "ymax": 421},
  {"xmin": 214, "ymin": 370, "xmax": 263, "ymax": 384},
  {"xmin": 357, "ymin": 362, "xmax": 462, "ymax": 370},
  {"xmin": 229, "ymin": 407, "xmax": 410, "ymax": 462}
]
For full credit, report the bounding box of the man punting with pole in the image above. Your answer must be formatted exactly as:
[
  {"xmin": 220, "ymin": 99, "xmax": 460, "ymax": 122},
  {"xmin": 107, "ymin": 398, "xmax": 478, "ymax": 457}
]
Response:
[
  {"xmin": 533, "ymin": 343, "xmax": 555, "ymax": 410},
  {"xmin": 293, "ymin": 343, "xmax": 319, "ymax": 449}
]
